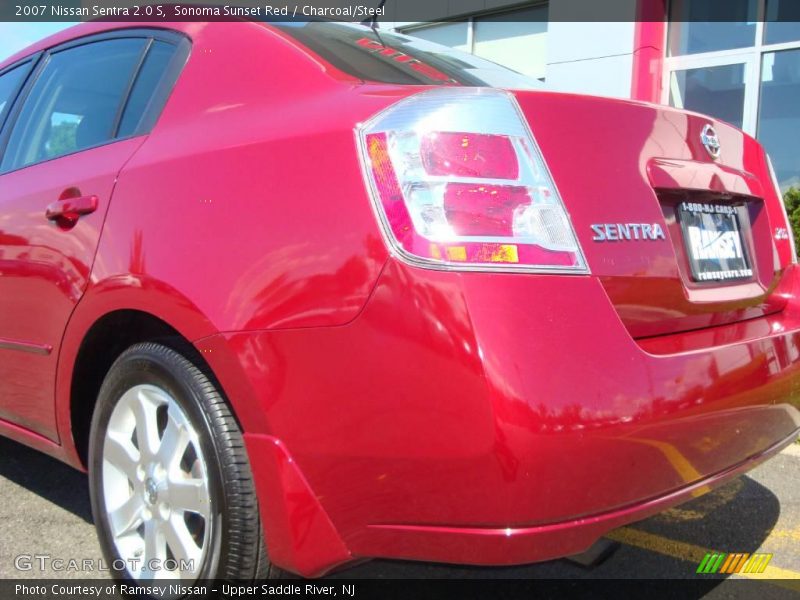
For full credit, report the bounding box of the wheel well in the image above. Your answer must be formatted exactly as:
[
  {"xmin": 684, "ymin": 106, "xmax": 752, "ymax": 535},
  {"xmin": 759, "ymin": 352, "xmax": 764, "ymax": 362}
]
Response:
[{"xmin": 70, "ymin": 310, "xmax": 211, "ymax": 467}]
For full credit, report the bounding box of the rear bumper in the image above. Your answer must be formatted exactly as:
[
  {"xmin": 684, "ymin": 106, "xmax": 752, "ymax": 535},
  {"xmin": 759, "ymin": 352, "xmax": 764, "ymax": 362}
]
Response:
[
  {"xmin": 198, "ymin": 259, "xmax": 800, "ymax": 576},
  {"xmin": 346, "ymin": 431, "xmax": 797, "ymax": 566}
]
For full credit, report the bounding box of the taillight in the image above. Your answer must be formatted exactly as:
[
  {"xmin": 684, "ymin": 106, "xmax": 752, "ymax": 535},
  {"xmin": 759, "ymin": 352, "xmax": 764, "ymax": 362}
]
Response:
[{"xmin": 357, "ymin": 88, "xmax": 588, "ymax": 273}]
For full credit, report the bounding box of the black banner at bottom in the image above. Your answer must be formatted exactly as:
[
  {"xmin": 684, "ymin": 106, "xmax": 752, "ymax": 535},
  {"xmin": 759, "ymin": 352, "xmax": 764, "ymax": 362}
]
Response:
[{"xmin": 3, "ymin": 579, "xmax": 798, "ymax": 600}]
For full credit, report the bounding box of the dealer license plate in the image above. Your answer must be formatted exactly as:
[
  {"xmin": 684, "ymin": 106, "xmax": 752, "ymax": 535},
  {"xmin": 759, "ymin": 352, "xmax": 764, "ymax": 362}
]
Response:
[{"xmin": 678, "ymin": 202, "xmax": 753, "ymax": 282}]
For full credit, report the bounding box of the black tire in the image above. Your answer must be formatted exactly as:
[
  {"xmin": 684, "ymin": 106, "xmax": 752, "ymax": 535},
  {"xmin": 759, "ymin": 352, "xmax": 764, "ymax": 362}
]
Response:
[{"xmin": 88, "ymin": 342, "xmax": 275, "ymax": 582}]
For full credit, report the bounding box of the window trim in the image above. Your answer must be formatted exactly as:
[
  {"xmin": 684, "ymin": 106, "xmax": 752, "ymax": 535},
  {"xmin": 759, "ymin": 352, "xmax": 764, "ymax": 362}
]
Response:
[
  {"xmin": 0, "ymin": 55, "xmax": 41, "ymax": 139},
  {"xmin": 664, "ymin": 52, "xmax": 757, "ymax": 133},
  {"xmin": 112, "ymin": 37, "xmax": 154, "ymax": 139},
  {"xmin": 122, "ymin": 35, "xmax": 191, "ymax": 137},
  {"xmin": 0, "ymin": 28, "xmax": 190, "ymax": 175},
  {"xmin": 663, "ymin": 0, "xmax": 800, "ymax": 136}
]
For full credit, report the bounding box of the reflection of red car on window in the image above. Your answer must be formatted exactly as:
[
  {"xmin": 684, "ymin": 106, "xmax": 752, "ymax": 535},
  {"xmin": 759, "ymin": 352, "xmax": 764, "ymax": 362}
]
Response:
[{"xmin": 0, "ymin": 20, "xmax": 798, "ymax": 581}]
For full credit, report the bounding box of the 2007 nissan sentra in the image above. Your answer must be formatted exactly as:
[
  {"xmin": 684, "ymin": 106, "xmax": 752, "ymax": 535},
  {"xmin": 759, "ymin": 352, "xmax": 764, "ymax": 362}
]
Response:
[{"xmin": 0, "ymin": 20, "xmax": 798, "ymax": 581}]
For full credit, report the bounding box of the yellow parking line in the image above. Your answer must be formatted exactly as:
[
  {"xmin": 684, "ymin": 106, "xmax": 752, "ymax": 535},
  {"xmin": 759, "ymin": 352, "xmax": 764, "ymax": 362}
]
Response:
[
  {"xmin": 769, "ymin": 525, "xmax": 800, "ymax": 545},
  {"xmin": 606, "ymin": 527, "xmax": 800, "ymax": 591}
]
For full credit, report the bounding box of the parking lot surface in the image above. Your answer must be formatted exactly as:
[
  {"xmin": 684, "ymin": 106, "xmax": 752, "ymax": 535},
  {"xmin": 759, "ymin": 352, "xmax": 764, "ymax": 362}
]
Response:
[{"xmin": 1, "ymin": 436, "xmax": 798, "ymax": 596}]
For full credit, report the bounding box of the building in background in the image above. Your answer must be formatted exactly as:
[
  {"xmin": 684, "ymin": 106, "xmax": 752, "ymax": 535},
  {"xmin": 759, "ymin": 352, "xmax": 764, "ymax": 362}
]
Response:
[{"xmin": 388, "ymin": 0, "xmax": 800, "ymax": 192}]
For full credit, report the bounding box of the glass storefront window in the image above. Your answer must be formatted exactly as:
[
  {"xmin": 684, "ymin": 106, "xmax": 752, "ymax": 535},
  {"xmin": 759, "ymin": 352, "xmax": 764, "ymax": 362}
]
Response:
[
  {"xmin": 403, "ymin": 5, "xmax": 549, "ymax": 81},
  {"xmin": 758, "ymin": 49, "xmax": 800, "ymax": 191},
  {"xmin": 668, "ymin": 0, "xmax": 757, "ymax": 55},
  {"xmin": 669, "ymin": 63, "xmax": 747, "ymax": 129},
  {"xmin": 473, "ymin": 6, "xmax": 548, "ymax": 80},
  {"xmin": 765, "ymin": 0, "xmax": 800, "ymax": 45},
  {"xmin": 404, "ymin": 22, "xmax": 470, "ymax": 52}
]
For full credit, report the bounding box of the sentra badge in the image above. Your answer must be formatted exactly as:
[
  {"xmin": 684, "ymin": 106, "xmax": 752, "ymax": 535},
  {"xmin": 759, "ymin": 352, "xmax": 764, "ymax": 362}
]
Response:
[{"xmin": 591, "ymin": 223, "xmax": 666, "ymax": 241}]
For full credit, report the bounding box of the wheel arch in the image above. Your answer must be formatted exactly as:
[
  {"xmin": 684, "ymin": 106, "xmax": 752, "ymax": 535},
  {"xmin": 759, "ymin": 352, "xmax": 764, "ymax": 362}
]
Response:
[
  {"xmin": 68, "ymin": 309, "xmax": 200, "ymax": 467},
  {"xmin": 56, "ymin": 277, "xmax": 268, "ymax": 470}
]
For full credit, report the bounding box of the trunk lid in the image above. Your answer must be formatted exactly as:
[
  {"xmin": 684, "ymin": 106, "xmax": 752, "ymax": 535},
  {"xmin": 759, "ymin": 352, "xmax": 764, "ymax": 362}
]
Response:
[{"xmin": 514, "ymin": 91, "xmax": 794, "ymax": 339}]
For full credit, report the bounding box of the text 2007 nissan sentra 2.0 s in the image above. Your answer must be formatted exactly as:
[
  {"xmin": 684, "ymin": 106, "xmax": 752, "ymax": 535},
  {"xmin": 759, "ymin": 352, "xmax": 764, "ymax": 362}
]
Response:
[{"xmin": 0, "ymin": 20, "xmax": 798, "ymax": 581}]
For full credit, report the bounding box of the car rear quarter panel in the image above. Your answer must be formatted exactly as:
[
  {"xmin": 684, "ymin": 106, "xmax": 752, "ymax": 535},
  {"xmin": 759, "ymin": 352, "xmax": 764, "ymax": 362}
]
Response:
[
  {"xmin": 204, "ymin": 258, "xmax": 800, "ymax": 571},
  {"xmin": 90, "ymin": 23, "xmax": 396, "ymax": 332}
]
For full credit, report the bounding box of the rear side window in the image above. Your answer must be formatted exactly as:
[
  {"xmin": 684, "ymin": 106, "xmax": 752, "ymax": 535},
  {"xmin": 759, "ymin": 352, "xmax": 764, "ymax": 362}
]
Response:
[
  {"xmin": 118, "ymin": 41, "xmax": 178, "ymax": 138},
  {"xmin": 0, "ymin": 64, "xmax": 28, "ymax": 126},
  {"xmin": 0, "ymin": 38, "xmax": 146, "ymax": 172},
  {"xmin": 271, "ymin": 21, "xmax": 542, "ymax": 90}
]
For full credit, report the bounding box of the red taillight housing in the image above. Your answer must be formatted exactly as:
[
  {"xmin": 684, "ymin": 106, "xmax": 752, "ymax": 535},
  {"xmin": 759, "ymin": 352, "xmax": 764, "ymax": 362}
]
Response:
[
  {"xmin": 420, "ymin": 132, "xmax": 519, "ymax": 179},
  {"xmin": 358, "ymin": 88, "xmax": 587, "ymax": 272}
]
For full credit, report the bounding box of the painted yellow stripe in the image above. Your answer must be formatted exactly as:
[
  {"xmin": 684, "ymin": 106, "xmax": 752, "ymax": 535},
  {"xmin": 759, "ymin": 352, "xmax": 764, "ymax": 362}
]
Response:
[
  {"xmin": 606, "ymin": 527, "xmax": 706, "ymax": 562},
  {"xmin": 769, "ymin": 525, "xmax": 800, "ymax": 546},
  {"xmin": 606, "ymin": 527, "xmax": 800, "ymax": 591}
]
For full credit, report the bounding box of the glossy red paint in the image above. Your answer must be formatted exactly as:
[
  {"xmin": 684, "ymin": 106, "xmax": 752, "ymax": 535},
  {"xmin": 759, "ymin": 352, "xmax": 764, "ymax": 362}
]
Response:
[
  {"xmin": 0, "ymin": 138, "xmax": 146, "ymax": 438},
  {"xmin": 197, "ymin": 260, "xmax": 800, "ymax": 574},
  {"xmin": 516, "ymin": 92, "xmax": 794, "ymax": 338},
  {"xmin": 0, "ymin": 21, "xmax": 799, "ymax": 577},
  {"xmin": 243, "ymin": 433, "xmax": 352, "ymax": 575}
]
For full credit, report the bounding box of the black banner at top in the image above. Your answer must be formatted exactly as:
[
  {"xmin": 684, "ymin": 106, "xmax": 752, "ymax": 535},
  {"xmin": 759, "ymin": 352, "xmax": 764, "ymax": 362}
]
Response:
[{"xmin": 2, "ymin": 0, "xmax": 800, "ymax": 23}]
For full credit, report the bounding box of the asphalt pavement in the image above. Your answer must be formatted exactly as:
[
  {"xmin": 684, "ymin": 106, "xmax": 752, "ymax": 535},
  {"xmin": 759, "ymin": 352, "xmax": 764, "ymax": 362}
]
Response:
[{"xmin": 1, "ymin": 435, "xmax": 798, "ymax": 597}]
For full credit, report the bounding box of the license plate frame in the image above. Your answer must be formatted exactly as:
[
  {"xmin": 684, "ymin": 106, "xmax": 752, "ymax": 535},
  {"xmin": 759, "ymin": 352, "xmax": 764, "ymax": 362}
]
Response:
[{"xmin": 677, "ymin": 201, "xmax": 753, "ymax": 283}]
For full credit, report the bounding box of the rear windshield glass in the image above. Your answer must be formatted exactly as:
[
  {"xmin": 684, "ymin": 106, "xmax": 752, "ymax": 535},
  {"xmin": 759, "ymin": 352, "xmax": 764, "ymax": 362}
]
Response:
[{"xmin": 271, "ymin": 21, "xmax": 543, "ymax": 90}]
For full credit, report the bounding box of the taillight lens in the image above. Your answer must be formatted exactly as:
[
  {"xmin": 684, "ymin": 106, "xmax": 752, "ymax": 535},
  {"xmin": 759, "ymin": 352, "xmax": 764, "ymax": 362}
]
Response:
[{"xmin": 358, "ymin": 88, "xmax": 587, "ymax": 272}]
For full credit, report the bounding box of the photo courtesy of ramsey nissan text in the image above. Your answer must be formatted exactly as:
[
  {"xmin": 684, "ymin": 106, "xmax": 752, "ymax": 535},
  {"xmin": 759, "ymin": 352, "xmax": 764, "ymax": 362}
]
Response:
[{"xmin": 0, "ymin": 1, "xmax": 798, "ymax": 599}]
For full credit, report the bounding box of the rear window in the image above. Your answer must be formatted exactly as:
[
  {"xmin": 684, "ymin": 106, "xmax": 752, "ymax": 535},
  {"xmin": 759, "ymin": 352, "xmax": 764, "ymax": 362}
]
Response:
[{"xmin": 270, "ymin": 21, "xmax": 542, "ymax": 90}]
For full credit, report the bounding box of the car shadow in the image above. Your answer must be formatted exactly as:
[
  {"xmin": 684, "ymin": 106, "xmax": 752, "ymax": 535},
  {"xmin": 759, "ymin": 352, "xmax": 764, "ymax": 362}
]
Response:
[
  {"xmin": 330, "ymin": 474, "xmax": 782, "ymax": 582},
  {"xmin": 0, "ymin": 433, "xmax": 785, "ymax": 586},
  {"xmin": 0, "ymin": 435, "xmax": 93, "ymax": 524}
]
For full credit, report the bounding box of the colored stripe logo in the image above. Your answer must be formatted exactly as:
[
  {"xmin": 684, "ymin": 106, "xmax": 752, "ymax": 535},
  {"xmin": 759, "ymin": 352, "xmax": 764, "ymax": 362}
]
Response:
[{"xmin": 696, "ymin": 552, "xmax": 773, "ymax": 574}]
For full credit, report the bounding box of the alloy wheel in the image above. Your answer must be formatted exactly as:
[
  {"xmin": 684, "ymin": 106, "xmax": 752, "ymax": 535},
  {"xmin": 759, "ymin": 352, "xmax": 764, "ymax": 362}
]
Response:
[{"xmin": 101, "ymin": 384, "xmax": 211, "ymax": 580}]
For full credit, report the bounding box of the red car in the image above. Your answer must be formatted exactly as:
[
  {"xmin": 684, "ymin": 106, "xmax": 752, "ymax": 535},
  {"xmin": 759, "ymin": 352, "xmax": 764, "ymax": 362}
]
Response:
[{"xmin": 0, "ymin": 20, "xmax": 798, "ymax": 582}]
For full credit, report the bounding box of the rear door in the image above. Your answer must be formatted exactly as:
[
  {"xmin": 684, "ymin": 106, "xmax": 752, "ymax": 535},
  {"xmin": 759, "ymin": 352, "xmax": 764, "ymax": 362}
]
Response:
[{"xmin": 0, "ymin": 31, "xmax": 186, "ymax": 440}]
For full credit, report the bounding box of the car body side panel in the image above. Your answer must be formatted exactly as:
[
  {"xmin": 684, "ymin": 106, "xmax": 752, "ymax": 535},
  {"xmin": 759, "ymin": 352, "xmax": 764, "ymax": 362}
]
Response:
[
  {"xmin": 53, "ymin": 272, "xmax": 230, "ymax": 468},
  {"xmin": 198, "ymin": 259, "xmax": 800, "ymax": 571},
  {"xmin": 0, "ymin": 136, "xmax": 147, "ymax": 440},
  {"xmin": 243, "ymin": 433, "xmax": 352, "ymax": 576},
  {"xmin": 7, "ymin": 21, "xmax": 797, "ymax": 575},
  {"xmin": 49, "ymin": 24, "xmax": 412, "ymax": 462},
  {"xmin": 87, "ymin": 22, "xmax": 393, "ymax": 335}
]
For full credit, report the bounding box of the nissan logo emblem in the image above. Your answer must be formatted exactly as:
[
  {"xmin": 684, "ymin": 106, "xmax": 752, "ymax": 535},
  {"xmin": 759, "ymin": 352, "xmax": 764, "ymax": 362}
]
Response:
[{"xmin": 701, "ymin": 124, "xmax": 721, "ymax": 159}]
